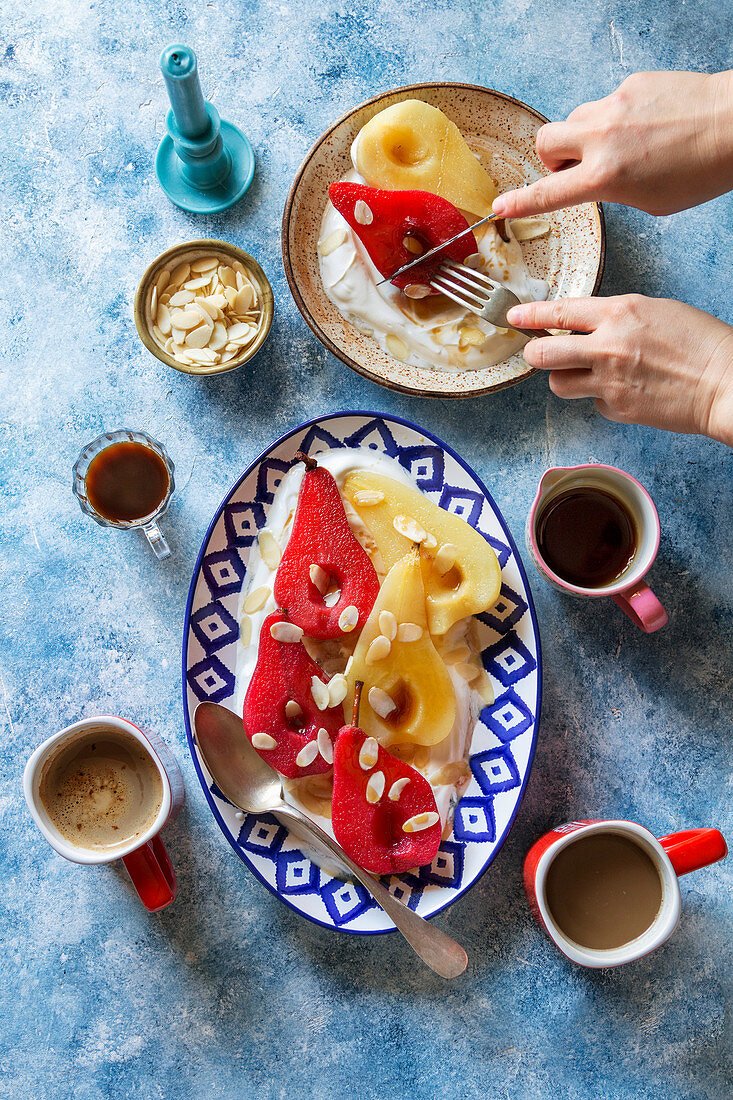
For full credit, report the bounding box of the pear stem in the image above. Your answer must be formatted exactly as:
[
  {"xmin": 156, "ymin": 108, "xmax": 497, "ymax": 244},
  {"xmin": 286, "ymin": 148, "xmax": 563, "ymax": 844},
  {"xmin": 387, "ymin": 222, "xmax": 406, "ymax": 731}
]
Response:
[
  {"xmin": 295, "ymin": 450, "xmax": 318, "ymax": 472},
  {"xmin": 352, "ymin": 681, "xmax": 363, "ymax": 726}
]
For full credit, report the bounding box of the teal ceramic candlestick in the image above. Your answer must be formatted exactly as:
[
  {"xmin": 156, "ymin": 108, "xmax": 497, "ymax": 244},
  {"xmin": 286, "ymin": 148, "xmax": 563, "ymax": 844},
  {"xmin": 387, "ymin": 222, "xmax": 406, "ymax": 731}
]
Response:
[{"xmin": 155, "ymin": 44, "xmax": 255, "ymax": 214}]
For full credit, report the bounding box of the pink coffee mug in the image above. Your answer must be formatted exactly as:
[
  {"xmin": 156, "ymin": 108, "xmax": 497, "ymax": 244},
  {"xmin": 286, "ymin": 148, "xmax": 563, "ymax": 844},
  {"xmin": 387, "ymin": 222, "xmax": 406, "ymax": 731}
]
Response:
[
  {"xmin": 23, "ymin": 715, "xmax": 184, "ymax": 912},
  {"xmin": 524, "ymin": 819, "xmax": 727, "ymax": 967},
  {"xmin": 526, "ymin": 464, "xmax": 668, "ymax": 633}
]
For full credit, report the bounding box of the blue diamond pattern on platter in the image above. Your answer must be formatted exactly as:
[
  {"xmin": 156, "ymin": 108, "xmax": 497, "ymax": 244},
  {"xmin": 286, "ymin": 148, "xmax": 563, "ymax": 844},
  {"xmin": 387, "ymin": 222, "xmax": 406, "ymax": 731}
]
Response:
[
  {"xmin": 482, "ymin": 687, "xmax": 534, "ymax": 743},
  {"xmin": 185, "ymin": 414, "xmax": 540, "ymax": 935},
  {"xmin": 471, "ymin": 745, "xmax": 521, "ymax": 795},
  {"xmin": 321, "ymin": 879, "xmax": 376, "ymax": 926},
  {"xmin": 423, "ymin": 841, "xmax": 464, "ymax": 889},
  {"xmin": 201, "ymin": 549, "xmax": 246, "ymax": 598},
  {"xmin": 224, "ymin": 501, "xmax": 266, "ymax": 548},
  {"xmin": 344, "ymin": 418, "xmax": 400, "ymax": 456},
  {"xmin": 438, "ymin": 485, "xmax": 484, "ymax": 527},
  {"xmin": 186, "ymin": 656, "xmax": 236, "ymax": 703},
  {"xmin": 237, "ymin": 813, "xmax": 288, "ymax": 860},
  {"xmin": 397, "ymin": 445, "xmax": 444, "ymax": 492},
  {"xmin": 479, "ymin": 583, "xmax": 528, "ymax": 634},
  {"xmin": 483, "ymin": 631, "xmax": 537, "ymax": 687},
  {"xmin": 256, "ymin": 457, "xmax": 291, "ymax": 503},
  {"xmin": 276, "ymin": 851, "xmax": 320, "ymax": 895},
  {"xmin": 453, "ymin": 797, "xmax": 496, "ymax": 843},
  {"xmin": 190, "ymin": 601, "xmax": 239, "ymax": 654}
]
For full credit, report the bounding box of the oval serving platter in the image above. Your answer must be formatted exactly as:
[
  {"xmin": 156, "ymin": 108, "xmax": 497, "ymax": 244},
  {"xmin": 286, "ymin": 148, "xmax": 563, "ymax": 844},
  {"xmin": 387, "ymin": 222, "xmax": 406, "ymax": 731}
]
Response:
[{"xmin": 183, "ymin": 412, "xmax": 542, "ymax": 933}]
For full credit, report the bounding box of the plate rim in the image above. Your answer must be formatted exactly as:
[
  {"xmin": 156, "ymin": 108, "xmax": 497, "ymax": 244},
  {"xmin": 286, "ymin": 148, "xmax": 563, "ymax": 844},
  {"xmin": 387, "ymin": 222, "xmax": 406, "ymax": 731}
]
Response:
[
  {"xmin": 182, "ymin": 409, "xmax": 543, "ymax": 933},
  {"xmin": 281, "ymin": 80, "xmax": 606, "ymax": 399}
]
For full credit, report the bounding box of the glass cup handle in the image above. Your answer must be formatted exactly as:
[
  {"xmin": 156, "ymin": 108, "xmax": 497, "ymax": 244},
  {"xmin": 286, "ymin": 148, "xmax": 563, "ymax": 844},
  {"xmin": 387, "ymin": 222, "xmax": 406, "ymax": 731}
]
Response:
[{"xmin": 143, "ymin": 519, "xmax": 171, "ymax": 559}]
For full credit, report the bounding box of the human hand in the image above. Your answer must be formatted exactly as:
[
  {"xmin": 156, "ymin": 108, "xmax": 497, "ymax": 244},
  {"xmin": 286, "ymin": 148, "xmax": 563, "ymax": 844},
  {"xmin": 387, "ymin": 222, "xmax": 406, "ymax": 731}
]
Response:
[
  {"xmin": 493, "ymin": 71, "xmax": 733, "ymax": 218},
  {"xmin": 506, "ymin": 295, "xmax": 733, "ymax": 445}
]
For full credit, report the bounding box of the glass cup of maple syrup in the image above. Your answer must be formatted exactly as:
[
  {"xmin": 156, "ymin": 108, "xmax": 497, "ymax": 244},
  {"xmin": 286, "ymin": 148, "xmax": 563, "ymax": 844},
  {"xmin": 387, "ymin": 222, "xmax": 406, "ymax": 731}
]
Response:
[
  {"xmin": 526, "ymin": 464, "xmax": 668, "ymax": 633},
  {"xmin": 73, "ymin": 430, "xmax": 175, "ymax": 559}
]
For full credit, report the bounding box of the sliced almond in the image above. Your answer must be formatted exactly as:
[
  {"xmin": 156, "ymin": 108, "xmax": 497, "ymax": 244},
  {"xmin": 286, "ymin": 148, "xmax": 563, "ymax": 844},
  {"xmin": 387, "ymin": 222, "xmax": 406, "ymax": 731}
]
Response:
[
  {"xmin": 234, "ymin": 285, "xmax": 254, "ymax": 313},
  {"xmin": 323, "ymin": 589, "xmax": 340, "ymax": 608},
  {"xmin": 156, "ymin": 269, "xmax": 171, "ymax": 296},
  {"xmin": 393, "ymin": 514, "xmax": 427, "ymax": 544},
  {"xmin": 378, "ymin": 610, "xmax": 397, "ymax": 641},
  {"xmin": 358, "ymin": 737, "xmax": 379, "ymax": 771},
  {"xmin": 328, "ymin": 674, "xmax": 348, "ymax": 708},
  {"xmin": 270, "ymin": 621, "xmax": 304, "ymax": 644},
  {"xmin": 191, "ymin": 255, "xmax": 219, "ymax": 273},
  {"xmin": 403, "ymin": 284, "xmax": 431, "ymax": 299},
  {"xmin": 227, "ymin": 322, "xmax": 252, "ymax": 341},
  {"xmin": 243, "ymin": 586, "xmax": 269, "ymax": 614},
  {"xmin": 318, "ymin": 228, "xmax": 348, "ymax": 256},
  {"xmin": 403, "ymin": 236, "xmax": 423, "ymax": 255},
  {"xmin": 169, "ymin": 289, "xmax": 195, "ymax": 307},
  {"xmin": 184, "ymin": 275, "xmax": 214, "ymax": 291},
  {"xmin": 397, "ymin": 622, "xmax": 423, "ymax": 643},
  {"xmin": 455, "ymin": 661, "xmax": 481, "ymax": 683},
  {"xmin": 209, "ymin": 321, "xmax": 228, "ymax": 351},
  {"xmin": 422, "ymin": 533, "xmax": 437, "ymax": 551},
  {"xmin": 459, "ymin": 327, "xmax": 486, "ymax": 349},
  {"xmin": 354, "ymin": 199, "xmax": 373, "ymax": 225},
  {"xmin": 295, "ymin": 740, "xmax": 319, "ymax": 768},
  {"xmin": 252, "ymin": 732, "xmax": 277, "ymax": 751},
  {"xmin": 511, "ymin": 217, "xmax": 551, "ymax": 241},
  {"xmin": 185, "ymin": 323, "xmax": 214, "ymax": 349},
  {"xmin": 388, "ymin": 777, "xmax": 410, "ymax": 802},
  {"xmin": 353, "ymin": 489, "xmax": 384, "ymax": 506},
  {"xmin": 366, "ymin": 635, "xmax": 391, "ymax": 664},
  {"xmin": 218, "ymin": 264, "xmax": 236, "ymax": 288},
  {"xmin": 183, "ymin": 348, "xmax": 217, "ymax": 364},
  {"xmin": 385, "ymin": 333, "xmax": 409, "ymax": 362},
  {"xmin": 170, "ymin": 309, "xmax": 201, "ymax": 331},
  {"xmin": 285, "ymin": 699, "xmax": 303, "ymax": 720},
  {"xmin": 344, "ymin": 656, "xmax": 354, "ymax": 677},
  {"xmin": 317, "ymin": 727, "xmax": 333, "ymax": 764},
  {"xmin": 368, "ymin": 686, "xmax": 396, "ymax": 719},
  {"xmin": 311, "ymin": 676, "xmax": 330, "ymax": 711},
  {"xmin": 239, "ymin": 616, "xmax": 252, "ymax": 647},
  {"xmin": 156, "ymin": 303, "xmax": 172, "ymax": 336},
  {"xmin": 402, "ymin": 812, "xmax": 439, "ymax": 833},
  {"xmin": 259, "ymin": 530, "xmax": 281, "ymax": 570},
  {"xmin": 366, "ymin": 770, "xmax": 385, "ymax": 804},
  {"xmin": 169, "ymin": 261, "xmax": 190, "ymax": 287},
  {"xmin": 463, "ymin": 252, "xmax": 483, "ymax": 269},
  {"xmin": 309, "ymin": 564, "xmax": 329, "ymax": 595},
  {"xmin": 338, "ymin": 605, "xmax": 359, "ymax": 633},
  {"xmin": 433, "ymin": 543, "xmax": 458, "ymax": 575}
]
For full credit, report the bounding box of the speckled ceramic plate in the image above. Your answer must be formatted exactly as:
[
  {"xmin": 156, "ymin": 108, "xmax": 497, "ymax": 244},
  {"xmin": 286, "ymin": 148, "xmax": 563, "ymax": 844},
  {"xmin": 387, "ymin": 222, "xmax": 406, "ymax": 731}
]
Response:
[
  {"xmin": 183, "ymin": 412, "xmax": 541, "ymax": 934},
  {"xmin": 282, "ymin": 82, "xmax": 605, "ymax": 398}
]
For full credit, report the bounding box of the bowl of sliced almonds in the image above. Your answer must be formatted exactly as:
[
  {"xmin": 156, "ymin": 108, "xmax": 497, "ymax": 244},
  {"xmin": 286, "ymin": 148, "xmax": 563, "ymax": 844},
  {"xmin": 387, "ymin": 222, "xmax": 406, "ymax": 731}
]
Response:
[{"xmin": 134, "ymin": 239, "xmax": 274, "ymax": 376}]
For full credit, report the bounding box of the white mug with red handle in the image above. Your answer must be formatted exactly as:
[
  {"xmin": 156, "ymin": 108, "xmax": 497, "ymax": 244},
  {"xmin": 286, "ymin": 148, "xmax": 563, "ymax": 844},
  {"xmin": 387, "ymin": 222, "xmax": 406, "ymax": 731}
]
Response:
[
  {"xmin": 524, "ymin": 819, "xmax": 727, "ymax": 967},
  {"xmin": 24, "ymin": 715, "xmax": 184, "ymax": 912}
]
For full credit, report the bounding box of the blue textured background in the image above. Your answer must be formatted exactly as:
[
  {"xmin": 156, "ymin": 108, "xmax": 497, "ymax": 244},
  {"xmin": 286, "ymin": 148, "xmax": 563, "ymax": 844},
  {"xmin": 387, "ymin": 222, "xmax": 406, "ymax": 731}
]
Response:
[{"xmin": 1, "ymin": 1, "xmax": 731, "ymax": 1097}]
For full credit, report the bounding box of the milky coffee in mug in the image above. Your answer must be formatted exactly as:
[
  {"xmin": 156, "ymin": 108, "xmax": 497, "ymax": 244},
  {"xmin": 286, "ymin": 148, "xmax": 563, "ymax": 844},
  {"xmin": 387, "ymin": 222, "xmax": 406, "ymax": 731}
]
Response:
[{"xmin": 38, "ymin": 727, "xmax": 163, "ymax": 852}]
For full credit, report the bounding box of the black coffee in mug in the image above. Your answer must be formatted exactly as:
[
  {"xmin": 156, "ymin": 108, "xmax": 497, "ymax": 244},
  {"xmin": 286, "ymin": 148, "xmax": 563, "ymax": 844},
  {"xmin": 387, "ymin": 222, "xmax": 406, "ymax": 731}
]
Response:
[{"xmin": 536, "ymin": 486, "xmax": 637, "ymax": 588}]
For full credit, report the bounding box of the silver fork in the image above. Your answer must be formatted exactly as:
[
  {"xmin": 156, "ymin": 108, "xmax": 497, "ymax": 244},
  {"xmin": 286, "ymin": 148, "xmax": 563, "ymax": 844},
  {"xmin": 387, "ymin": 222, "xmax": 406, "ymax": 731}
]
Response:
[{"xmin": 430, "ymin": 260, "xmax": 551, "ymax": 338}]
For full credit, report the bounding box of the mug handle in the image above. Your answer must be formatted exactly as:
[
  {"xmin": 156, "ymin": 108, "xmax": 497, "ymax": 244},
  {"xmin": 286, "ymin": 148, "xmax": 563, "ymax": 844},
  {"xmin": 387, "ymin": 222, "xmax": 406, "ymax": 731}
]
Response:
[
  {"xmin": 612, "ymin": 582, "xmax": 668, "ymax": 633},
  {"xmin": 658, "ymin": 828, "xmax": 727, "ymax": 876},
  {"xmin": 142, "ymin": 519, "xmax": 171, "ymax": 560},
  {"xmin": 122, "ymin": 834, "xmax": 177, "ymax": 911}
]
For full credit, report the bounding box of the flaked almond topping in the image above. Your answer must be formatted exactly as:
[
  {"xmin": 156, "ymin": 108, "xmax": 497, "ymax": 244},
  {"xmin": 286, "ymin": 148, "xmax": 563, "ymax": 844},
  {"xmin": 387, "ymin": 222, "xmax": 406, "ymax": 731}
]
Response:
[
  {"xmin": 385, "ymin": 333, "xmax": 409, "ymax": 362},
  {"xmin": 239, "ymin": 616, "xmax": 252, "ymax": 647},
  {"xmin": 344, "ymin": 656, "xmax": 354, "ymax": 677},
  {"xmin": 323, "ymin": 589, "xmax": 340, "ymax": 608},
  {"xmin": 285, "ymin": 699, "xmax": 303, "ymax": 720},
  {"xmin": 169, "ymin": 261, "xmax": 190, "ymax": 286},
  {"xmin": 338, "ymin": 604, "xmax": 359, "ymax": 633},
  {"xmin": 433, "ymin": 543, "xmax": 457, "ymax": 575},
  {"xmin": 458, "ymin": 327, "xmax": 486, "ymax": 349},
  {"xmin": 311, "ymin": 676, "xmax": 330, "ymax": 711},
  {"xmin": 169, "ymin": 289, "xmax": 195, "ymax": 307},
  {"xmin": 510, "ymin": 217, "xmax": 551, "ymax": 241},
  {"xmin": 476, "ymin": 669, "xmax": 495, "ymax": 705},
  {"xmin": 156, "ymin": 303, "xmax": 172, "ymax": 335},
  {"xmin": 243, "ymin": 586, "xmax": 270, "ymax": 614},
  {"xmin": 388, "ymin": 777, "xmax": 410, "ymax": 801},
  {"xmin": 354, "ymin": 199, "xmax": 373, "ymax": 225},
  {"xmin": 366, "ymin": 635, "xmax": 391, "ymax": 665},
  {"xmin": 358, "ymin": 737, "xmax": 379, "ymax": 771},
  {"xmin": 252, "ymin": 732, "xmax": 277, "ymax": 751},
  {"xmin": 393, "ymin": 514, "xmax": 427, "ymax": 544},
  {"xmin": 455, "ymin": 661, "xmax": 481, "ymax": 683},
  {"xmin": 318, "ymin": 228, "xmax": 348, "ymax": 256},
  {"xmin": 463, "ymin": 252, "xmax": 483, "ymax": 269},
  {"xmin": 295, "ymin": 740, "xmax": 319, "ymax": 768},
  {"xmin": 156, "ymin": 269, "xmax": 170, "ymax": 296},
  {"xmin": 402, "ymin": 811, "xmax": 439, "ymax": 833},
  {"xmin": 422, "ymin": 532, "xmax": 437, "ymax": 551},
  {"xmin": 184, "ymin": 275, "xmax": 214, "ymax": 291},
  {"xmin": 366, "ymin": 770, "xmax": 386, "ymax": 804},
  {"xmin": 353, "ymin": 489, "xmax": 384, "ymax": 506},
  {"xmin": 328, "ymin": 673, "xmax": 348, "ymax": 708},
  {"xmin": 309, "ymin": 563, "xmax": 329, "ymax": 595},
  {"xmin": 368, "ymin": 686, "xmax": 396, "ymax": 719},
  {"xmin": 403, "ymin": 284, "xmax": 431, "ymax": 299},
  {"xmin": 397, "ymin": 622, "xmax": 423, "ymax": 643},
  {"xmin": 378, "ymin": 610, "xmax": 397, "ymax": 641},
  {"xmin": 170, "ymin": 309, "xmax": 201, "ymax": 331},
  {"xmin": 317, "ymin": 727, "xmax": 333, "ymax": 764},
  {"xmin": 270, "ymin": 621, "xmax": 304, "ymax": 644},
  {"xmin": 191, "ymin": 255, "xmax": 219, "ymax": 273},
  {"xmin": 259, "ymin": 530, "xmax": 281, "ymax": 570},
  {"xmin": 403, "ymin": 235, "xmax": 423, "ymax": 255}
]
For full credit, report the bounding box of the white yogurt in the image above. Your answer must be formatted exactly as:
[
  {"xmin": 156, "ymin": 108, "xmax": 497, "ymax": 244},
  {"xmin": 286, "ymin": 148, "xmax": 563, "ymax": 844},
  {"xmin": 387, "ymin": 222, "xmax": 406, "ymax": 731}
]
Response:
[
  {"xmin": 233, "ymin": 448, "xmax": 490, "ymax": 874},
  {"xmin": 318, "ymin": 165, "xmax": 548, "ymax": 374}
]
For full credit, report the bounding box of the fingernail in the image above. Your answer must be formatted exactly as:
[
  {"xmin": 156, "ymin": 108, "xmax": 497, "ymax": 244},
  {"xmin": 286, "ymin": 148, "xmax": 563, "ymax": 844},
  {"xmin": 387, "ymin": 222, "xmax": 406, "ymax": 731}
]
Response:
[
  {"xmin": 492, "ymin": 197, "xmax": 507, "ymax": 216},
  {"xmin": 506, "ymin": 306, "xmax": 524, "ymax": 324}
]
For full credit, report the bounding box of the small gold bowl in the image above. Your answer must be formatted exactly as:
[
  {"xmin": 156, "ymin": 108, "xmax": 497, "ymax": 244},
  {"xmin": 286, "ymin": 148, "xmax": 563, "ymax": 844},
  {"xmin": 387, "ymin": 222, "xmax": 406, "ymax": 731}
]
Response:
[{"xmin": 134, "ymin": 239, "xmax": 274, "ymax": 376}]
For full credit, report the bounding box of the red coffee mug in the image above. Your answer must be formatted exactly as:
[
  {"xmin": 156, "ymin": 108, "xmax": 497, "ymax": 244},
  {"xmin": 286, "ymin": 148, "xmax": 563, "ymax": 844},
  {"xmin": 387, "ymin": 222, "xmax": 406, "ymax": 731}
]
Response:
[
  {"xmin": 24, "ymin": 716, "xmax": 184, "ymax": 912},
  {"xmin": 524, "ymin": 819, "xmax": 727, "ymax": 967}
]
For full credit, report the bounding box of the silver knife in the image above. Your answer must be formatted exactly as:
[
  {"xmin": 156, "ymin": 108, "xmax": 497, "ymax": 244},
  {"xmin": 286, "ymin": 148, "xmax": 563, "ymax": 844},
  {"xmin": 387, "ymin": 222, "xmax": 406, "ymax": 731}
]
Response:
[{"xmin": 376, "ymin": 212, "xmax": 499, "ymax": 286}]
